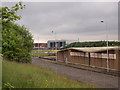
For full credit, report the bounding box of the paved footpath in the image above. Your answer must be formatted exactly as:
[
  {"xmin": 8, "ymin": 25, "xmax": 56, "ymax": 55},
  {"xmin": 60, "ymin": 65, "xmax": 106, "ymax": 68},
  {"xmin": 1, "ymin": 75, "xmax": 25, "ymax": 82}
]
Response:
[{"xmin": 32, "ymin": 57, "xmax": 120, "ymax": 88}]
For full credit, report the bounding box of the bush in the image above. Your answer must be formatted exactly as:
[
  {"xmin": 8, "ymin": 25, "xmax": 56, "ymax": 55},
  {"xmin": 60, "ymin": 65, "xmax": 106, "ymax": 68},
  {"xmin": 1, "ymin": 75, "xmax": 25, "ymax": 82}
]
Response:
[
  {"xmin": 2, "ymin": 21, "xmax": 33, "ymax": 63},
  {"xmin": 1, "ymin": 2, "xmax": 33, "ymax": 63}
]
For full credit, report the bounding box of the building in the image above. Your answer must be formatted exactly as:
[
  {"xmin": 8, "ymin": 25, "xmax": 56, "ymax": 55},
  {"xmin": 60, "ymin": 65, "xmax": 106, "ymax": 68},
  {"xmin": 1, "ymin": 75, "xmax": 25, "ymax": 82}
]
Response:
[
  {"xmin": 33, "ymin": 43, "xmax": 47, "ymax": 50},
  {"xmin": 57, "ymin": 46, "xmax": 120, "ymax": 71},
  {"xmin": 47, "ymin": 40, "xmax": 66, "ymax": 50}
]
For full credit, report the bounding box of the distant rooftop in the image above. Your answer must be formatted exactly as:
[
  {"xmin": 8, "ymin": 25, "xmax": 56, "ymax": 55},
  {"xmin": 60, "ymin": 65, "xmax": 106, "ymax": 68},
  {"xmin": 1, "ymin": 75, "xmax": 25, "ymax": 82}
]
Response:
[{"xmin": 47, "ymin": 40, "xmax": 66, "ymax": 42}]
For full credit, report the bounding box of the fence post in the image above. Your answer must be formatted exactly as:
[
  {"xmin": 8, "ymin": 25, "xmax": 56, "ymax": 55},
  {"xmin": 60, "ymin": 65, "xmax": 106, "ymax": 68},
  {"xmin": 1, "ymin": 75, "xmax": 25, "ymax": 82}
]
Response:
[{"xmin": 88, "ymin": 52, "xmax": 91, "ymax": 66}]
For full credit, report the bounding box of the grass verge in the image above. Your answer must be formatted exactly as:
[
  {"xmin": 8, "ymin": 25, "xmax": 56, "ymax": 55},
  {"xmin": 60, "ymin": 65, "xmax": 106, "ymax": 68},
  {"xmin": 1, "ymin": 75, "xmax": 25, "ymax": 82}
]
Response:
[
  {"xmin": 32, "ymin": 50, "xmax": 55, "ymax": 57},
  {"xmin": 2, "ymin": 60, "xmax": 95, "ymax": 88}
]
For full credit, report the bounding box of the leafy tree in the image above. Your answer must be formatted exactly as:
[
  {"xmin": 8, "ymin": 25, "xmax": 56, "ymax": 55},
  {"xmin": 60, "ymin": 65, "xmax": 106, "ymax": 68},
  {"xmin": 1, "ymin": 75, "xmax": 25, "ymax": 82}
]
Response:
[
  {"xmin": 1, "ymin": 2, "xmax": 25, "ymax": 22},
  {"xmin": 1, "ymin": 2, "xmax": 33, "ymax": 63}
]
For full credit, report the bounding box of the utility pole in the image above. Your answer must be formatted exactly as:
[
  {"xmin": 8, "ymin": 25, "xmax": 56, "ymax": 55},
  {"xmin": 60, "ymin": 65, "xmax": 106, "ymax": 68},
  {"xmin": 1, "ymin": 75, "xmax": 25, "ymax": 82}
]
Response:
[{"xmin": 78, "ymin": 37, "xmax": 79, "ymax": 42}]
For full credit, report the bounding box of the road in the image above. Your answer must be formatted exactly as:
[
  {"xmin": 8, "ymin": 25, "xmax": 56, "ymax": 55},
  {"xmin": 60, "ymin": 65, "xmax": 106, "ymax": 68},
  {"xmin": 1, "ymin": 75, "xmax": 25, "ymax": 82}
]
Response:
[{"xmin": 32, "ymin": 57, "xmax": 119, "ymax": 88}]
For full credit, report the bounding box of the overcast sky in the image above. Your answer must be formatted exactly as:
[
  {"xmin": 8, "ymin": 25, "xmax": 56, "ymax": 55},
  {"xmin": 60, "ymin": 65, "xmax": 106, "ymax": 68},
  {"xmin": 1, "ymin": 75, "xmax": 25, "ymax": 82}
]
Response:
[{"xmin": 2, "ymin": 2, "xmax": 118, "ymax": 43}]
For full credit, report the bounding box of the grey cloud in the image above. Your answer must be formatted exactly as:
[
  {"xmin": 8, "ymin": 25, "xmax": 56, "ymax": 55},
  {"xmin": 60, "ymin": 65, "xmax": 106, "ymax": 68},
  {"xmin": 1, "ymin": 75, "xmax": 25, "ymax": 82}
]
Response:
[{"xmin": 2, "ymin": 2, "xmax": 118, "ymax": 43}]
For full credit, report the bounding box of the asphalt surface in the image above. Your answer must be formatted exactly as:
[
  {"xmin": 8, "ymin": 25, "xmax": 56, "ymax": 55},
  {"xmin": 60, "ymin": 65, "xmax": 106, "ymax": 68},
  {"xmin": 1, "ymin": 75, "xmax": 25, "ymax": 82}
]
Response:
[{"xmin": 32, "ymin": 57, "xmax": 119, "ymax": 88}]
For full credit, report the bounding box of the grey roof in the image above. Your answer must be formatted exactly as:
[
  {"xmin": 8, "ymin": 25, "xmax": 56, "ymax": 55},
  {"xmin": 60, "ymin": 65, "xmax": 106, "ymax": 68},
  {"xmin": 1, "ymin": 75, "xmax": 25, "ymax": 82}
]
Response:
[
  {"xmin": 47, "ymin": 40, "xmax": 66, "ymax": 42},
  {"xmin": 59, "ymin": 46, "xmax": 120, "ymax": 53}
]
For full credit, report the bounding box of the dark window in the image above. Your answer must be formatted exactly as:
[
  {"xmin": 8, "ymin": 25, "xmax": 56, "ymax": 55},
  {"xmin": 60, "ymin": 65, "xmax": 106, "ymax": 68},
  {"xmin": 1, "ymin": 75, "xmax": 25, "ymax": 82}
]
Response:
[
  {"xmin": 60, "ymin": 42, "xmax": 62, "ymax": 47},
  {"xmin": 50, "ymin": 43, "xmax": 52, "ymax": 47}
]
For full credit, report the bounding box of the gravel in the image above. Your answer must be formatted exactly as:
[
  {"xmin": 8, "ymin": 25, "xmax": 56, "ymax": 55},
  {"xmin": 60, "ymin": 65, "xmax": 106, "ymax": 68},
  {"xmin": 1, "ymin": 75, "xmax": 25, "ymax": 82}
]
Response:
[{"xmin": 32, "ymin": 57, "xmax": 119, "ymax": 88}]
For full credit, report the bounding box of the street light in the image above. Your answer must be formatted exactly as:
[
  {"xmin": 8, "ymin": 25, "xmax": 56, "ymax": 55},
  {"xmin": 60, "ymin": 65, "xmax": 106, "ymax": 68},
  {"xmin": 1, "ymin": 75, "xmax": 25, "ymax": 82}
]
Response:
[
  {"xmin": 100, "ymin": 20, "xmax": 104, "ymax": 23},
  {"xmin": 37, "ymin": 35, "xmax": 39, "ymax": 58},
  {"xmin": 52, "ymin": 30, "xmax": 57, "ymax": 62},
  {"xmin": 100, "ymin": 20, "xmax": 109, "ymax": 72}
]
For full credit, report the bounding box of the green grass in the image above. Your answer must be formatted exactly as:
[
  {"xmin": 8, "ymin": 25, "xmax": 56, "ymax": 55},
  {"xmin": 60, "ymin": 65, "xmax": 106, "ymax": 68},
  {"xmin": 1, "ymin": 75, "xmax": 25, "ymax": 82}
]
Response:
[
  {"xmin": 2, "ymin": 60, "xmax": 95, "ymax": 88},
  {"xmin": 32, "ymin": 50, "xmax": 55, "ymax": 57}
]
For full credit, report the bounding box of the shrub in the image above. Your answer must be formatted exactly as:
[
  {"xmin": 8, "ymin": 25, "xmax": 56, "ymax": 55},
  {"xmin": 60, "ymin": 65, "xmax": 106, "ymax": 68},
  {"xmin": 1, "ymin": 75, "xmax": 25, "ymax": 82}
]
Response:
[{"xmin": 1, "ymin": 2, "xmax": 33, "ymax": 63}]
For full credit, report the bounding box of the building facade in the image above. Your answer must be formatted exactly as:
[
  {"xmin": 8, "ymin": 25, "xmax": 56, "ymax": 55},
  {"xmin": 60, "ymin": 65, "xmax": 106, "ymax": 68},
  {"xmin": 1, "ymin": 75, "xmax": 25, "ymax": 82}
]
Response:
[
  {"xmin": 47, "ymin": 40, "xmax": 66, "ymax": 50},
  {"xmin": 33, "ymin": 43, "xmax": 47, "ymax": 50},
  {"xmin": 57, "ymin": 47, "xmax": 120, "ymax": 71}
]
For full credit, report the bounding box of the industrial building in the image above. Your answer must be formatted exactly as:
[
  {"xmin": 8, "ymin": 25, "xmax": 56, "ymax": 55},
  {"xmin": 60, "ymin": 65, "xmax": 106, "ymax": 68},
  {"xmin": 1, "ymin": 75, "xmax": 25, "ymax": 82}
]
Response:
[
  {"xmin": 47, "ymin": 40, "xmax": 66, "ymax": 50},
  {"xmin": 57, "ymin": 47, "xmax": 120, "ymax": 71},
  {"xmin": 33, "ymin": 43, "xmax": 47, "ymax": 50},
  {"xmin": 33, "ymin": 40, "xmax": 66, "ymax": 50}
]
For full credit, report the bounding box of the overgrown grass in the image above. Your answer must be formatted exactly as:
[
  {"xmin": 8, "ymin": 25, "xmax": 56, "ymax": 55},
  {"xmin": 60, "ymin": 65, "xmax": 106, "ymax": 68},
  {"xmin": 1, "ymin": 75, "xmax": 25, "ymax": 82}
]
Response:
[{"xmin": 2, "ymin": 60, "xmax": 95, "ymax": 88}]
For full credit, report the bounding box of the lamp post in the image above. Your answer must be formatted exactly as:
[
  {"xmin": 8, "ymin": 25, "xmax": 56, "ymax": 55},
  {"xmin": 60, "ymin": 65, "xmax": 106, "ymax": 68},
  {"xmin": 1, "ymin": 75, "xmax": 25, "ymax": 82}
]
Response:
[
  {"xmin": 100, "ymin": 20, "xmax": 109, "ymax": 72},
  {"xmin": 52, "ymin": 31, "xmax": 57, "ymax": 62},
  {"xmin": 37, "ymin": 35, "xmax": 39, "ymax": 58}
]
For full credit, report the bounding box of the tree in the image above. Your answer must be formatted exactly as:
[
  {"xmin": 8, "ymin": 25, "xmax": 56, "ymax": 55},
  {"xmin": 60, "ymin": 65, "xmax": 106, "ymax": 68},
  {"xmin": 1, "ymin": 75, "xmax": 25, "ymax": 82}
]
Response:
[
  {"xmin": 63, "ymin": 41, "xmax": 120, "ymax": 49},
  {"xmin": 1, "ymin": 2, "xmax": 33, "ymax": 63},
  {"xmin": 1, "ymin": 2, "xmax": 25, "ymax": 22}
]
